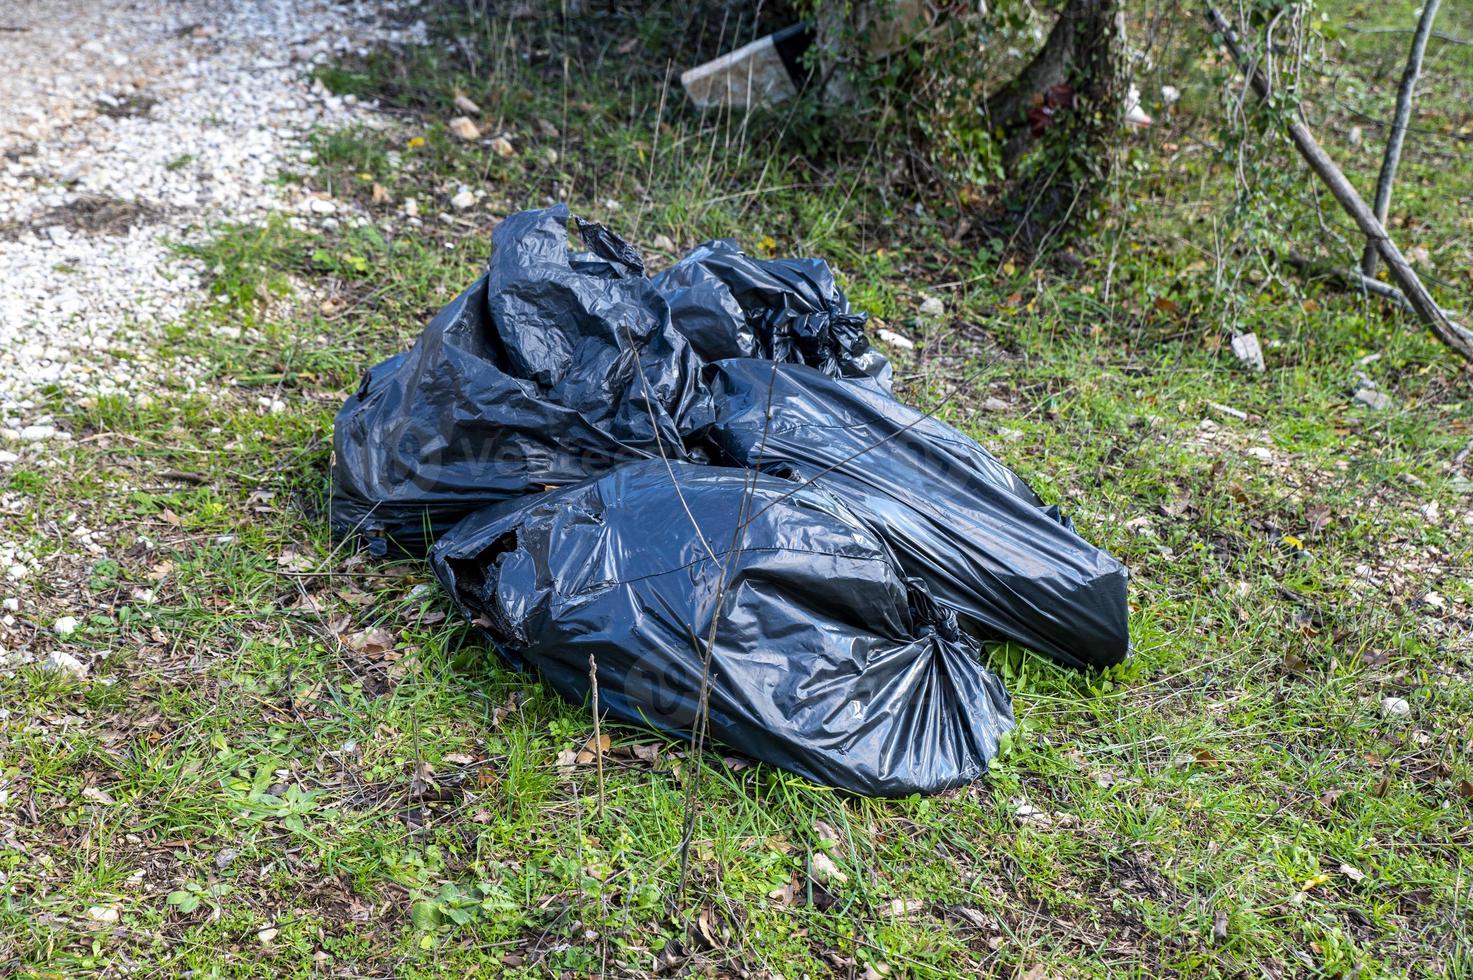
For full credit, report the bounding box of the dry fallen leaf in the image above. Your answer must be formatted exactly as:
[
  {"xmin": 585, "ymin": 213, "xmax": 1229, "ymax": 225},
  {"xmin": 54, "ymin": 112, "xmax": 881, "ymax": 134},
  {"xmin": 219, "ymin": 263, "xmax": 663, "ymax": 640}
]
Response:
[
  {"xmin": 81, "ymin": 786, "xmax": 116, "ymax": 805},
  {"xmin": 810, "ymin": 851, "xmax": 848, "ymax": 885},
  {"xmin": 574, "ymin": 733, "xmax": 611, "ymax": 765},
  {"xmin": 346, "ymin": 627, "xmax": 395, "ymax": 655},
  {"xmin": 767, "ymin": 876, "xmax": 798, "ymax": 905},
  {"xmin": 1191, "ymin": 747, "xmax": 1221, "ymax": 768},
  {"xmin": 882, "ymin": 899, "xmax": 924, "ymax": 918}
]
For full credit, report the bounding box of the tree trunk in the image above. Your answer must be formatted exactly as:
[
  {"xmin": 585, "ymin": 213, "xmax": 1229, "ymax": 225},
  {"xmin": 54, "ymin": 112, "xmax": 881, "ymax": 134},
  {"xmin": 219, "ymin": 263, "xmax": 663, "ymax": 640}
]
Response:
[{"xmin": 982, "ymin": 0, "xmax": 1127, "ymax": 242}]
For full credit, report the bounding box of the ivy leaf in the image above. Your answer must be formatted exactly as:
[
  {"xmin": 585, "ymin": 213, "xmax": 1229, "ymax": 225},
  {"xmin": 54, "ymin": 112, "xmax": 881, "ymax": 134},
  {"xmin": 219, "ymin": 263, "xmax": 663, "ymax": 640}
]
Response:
[{"xmin": 410, "ymin": 900, "xmax": 441, "ymax": 931}]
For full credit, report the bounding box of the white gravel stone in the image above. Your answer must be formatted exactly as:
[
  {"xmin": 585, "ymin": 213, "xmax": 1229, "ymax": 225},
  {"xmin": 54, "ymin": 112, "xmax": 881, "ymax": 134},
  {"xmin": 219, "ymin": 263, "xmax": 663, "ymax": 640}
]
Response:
[
  {"xmin": 918, "ymin": 295, "xmax": 945, "ymax": 318},
  {"xmin": 43, "ymin": 650, "xmax": 88, "ymax": 678},
  {"xmin": 53, "ymin": 615, "xmax": 80, "ymax": 636},
  {"xmin": 1379, "ymin": 696, "xmax": 1411, "ymax": 719}
]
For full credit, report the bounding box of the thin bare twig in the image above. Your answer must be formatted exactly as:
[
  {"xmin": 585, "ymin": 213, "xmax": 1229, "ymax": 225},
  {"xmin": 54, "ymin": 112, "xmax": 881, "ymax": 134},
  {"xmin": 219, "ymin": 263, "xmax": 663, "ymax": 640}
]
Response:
[
  {"xmin": 1343, "ymin": 24, "xmax": 1470, "ymax": 47},
  {"xmin": 589, "ymin": 654, "xmax": 604, "ymax": 822},
  {"xmin": 1361, "ymin": 0, "xmax": 1441, "ymax": 277}
]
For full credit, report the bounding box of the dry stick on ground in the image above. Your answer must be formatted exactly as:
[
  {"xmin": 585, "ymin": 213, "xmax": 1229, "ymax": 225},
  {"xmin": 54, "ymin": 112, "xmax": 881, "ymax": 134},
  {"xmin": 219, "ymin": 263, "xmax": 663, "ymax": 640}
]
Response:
[
  {"xmin": 1284, "ymin": 251, "xmax": 1418, "ymax": 315},
  {"xmin": 1205, "ymin": 6, "xmax": 1473, "ymax": 362},
  {"xmin": 589, "ymin": 654, "xmax": 604, "ymax": 823},
  {"xmin": 1361, "ymin": 0, "xmax": 1441, "ymax": 277}
]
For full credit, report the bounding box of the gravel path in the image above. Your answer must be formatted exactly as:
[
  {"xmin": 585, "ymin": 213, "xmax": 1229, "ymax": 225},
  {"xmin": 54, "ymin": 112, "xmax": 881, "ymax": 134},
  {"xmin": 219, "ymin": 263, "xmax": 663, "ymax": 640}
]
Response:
[
  {"xmin": 0, "ymin": 0, "xmax": 423, "ymax": 644},
  {"xmin": 0, "ymin": 0, "xmax": 422, "ymax": 433}
]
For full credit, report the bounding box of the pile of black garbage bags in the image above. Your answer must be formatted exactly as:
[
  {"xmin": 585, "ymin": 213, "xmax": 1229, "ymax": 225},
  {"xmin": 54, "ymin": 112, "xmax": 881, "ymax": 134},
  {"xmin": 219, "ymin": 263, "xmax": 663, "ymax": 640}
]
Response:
[{"xmin": 331, "ymin": 206, "xmax": 1129, "ymax": 797}]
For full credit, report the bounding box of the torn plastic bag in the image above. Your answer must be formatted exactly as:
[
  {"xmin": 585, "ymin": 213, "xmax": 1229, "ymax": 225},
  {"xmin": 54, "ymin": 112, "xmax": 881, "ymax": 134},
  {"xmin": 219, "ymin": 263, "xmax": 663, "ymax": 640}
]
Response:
[
  {"xmin": 702, "ymin": 359, "xmax": 1130, "ymax": 670},
  {"xmin": 430, "ymin": 459, "xmax": 1014, "ymax": 797},
  {"xmin": 653, "ymin": 238, "xmax": 892, "ymax": 390},
  {"xmin": 330, "ymin": 205, "xmax": 712, "ymax": 556}
]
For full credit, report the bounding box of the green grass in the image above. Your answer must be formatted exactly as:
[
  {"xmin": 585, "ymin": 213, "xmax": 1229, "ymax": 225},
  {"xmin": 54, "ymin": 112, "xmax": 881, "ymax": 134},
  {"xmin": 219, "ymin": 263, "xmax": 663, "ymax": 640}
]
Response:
[{"xmin": 3, "ymin": 2, "xmax": 1472, "ymax": 976}]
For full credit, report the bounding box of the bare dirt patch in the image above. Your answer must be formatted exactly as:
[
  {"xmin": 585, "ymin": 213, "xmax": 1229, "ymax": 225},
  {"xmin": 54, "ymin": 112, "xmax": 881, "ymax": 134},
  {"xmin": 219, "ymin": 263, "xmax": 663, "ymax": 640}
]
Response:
[{"xmin": 0, "ymin": 193, "xmax": 158, "ymax": 241}]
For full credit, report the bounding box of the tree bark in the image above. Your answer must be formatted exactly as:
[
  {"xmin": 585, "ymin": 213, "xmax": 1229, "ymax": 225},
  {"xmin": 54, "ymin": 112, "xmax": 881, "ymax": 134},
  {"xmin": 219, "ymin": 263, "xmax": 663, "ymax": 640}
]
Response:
[
  {"xmin": 979, "ymin": 0, "xmax": 1126, "ymax": 242},
  {"xmin": 1361, "ymin": 0, "xmax": 1441, "ymax": 276},
  {"xmin": 984, "ymin": 0, "xmax": 1126, "ymax": 167},
  {"xmin": 1207, "ymin": 6, "xmax": 1473, "ymax": 362}
]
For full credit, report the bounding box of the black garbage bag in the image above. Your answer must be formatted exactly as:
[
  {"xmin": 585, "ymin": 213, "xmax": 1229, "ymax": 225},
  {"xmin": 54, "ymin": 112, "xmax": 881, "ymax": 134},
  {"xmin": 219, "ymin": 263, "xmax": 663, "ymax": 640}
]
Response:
[
  {"xmin": 430, "ymin": 459, "xmax": 1014, "ymax": 797},
  {"xmin": 653, "ymin": 238, "xmax": 892, "ymax": 390},
  {"xmin": 702, "ymin": 359, "xmax": 1131, "ymax": 670},
  {"xmin": 330, "ymin": 205, "xmax": 712, "ymax": 556}
]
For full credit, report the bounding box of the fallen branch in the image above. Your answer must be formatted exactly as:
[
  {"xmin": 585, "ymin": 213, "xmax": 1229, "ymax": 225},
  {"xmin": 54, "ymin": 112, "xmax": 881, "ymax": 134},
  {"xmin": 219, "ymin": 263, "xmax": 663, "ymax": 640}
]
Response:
[
  {"xmin": 1206, "ymin": 6, "xmax": 1473, "ymax": 362},
  {"xmin": 1285, "ymin": 251, "xmax": 1416, "ymax": 315},
  {"xmin": 1361, "ymin": 0, "xmax": 1441, "ymax": 277},
  {"xmin": 1344, "ymin": 24, "xmax": 1470, "ymax": 47}
]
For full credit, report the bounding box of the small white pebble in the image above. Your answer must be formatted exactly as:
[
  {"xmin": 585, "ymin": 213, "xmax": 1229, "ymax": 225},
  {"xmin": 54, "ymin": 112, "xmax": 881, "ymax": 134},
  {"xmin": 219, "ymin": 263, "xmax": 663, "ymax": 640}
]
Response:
[
  {"xmin": 53, "ymin": 615, "xmax": 79, "ymax": 636},
  {"xmin": 1380, "ymin": 696, "xmax": 1410, "ymax": 719}
]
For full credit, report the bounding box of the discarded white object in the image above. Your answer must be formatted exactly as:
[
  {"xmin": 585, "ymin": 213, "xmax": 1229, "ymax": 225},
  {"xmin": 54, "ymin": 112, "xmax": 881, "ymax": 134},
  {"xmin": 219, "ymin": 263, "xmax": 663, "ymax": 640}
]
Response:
[
  {"xmin": 1125, "ymin": 84, "xmax": 1152, "ymax": 129},
  {"xmin": 1353, "ymin": 386, "xmax": 1393, "ymax": 411},
  {"xmin": 44, "ymin": 650, "xmax": 88, "ymax": 678},
  {"xmin": 681, "ymin": 25, "xmax": 811, "ymax": 110},
  {"xmin": 1230, "ymin": 332, "xmax": 1265, "ymax": 372},
  {"xmin": 1161, "ymin": 84, "xmax": 1181, "ymax": 106},
  {"xmin": 876, "ymin": 328, "xmax": 915, "ymax": 350}
]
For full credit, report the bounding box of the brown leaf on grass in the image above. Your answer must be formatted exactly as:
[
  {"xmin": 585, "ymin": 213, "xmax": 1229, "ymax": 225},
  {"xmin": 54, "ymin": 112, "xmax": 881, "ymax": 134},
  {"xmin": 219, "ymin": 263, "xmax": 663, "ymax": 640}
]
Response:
[
  {"xmin": 1153, "ymin": 296, "xmax": 1179, "ymax": 315},
  {"xmin": 721, "ymin": 754, "xmax": 751, "ymax": 771},
  {"xmin": 767, "ymin": 876, "xmax": 799, "ymax": 905},
  {"xmin": 1192, "ymin": 747, "xmax": 1221, "ymax": 768},
  {"xmin": 81, "ymin": 786, "xmax": 116, "ymax": 805},
  {"xmin": 952, "ymin": 906, "xmax": 989, "ymax": 930},
  {"xmin": 574, "ymin": 733, "xmax": 611, "ymax": 765},
  {"xmin": 288, "ymin": 591, "xmax": 325, "ymax": 613},
  {"xmin": 810, "ymin": 851, "xmax": 848, "ymax": 885},
  {"xmin": 555, "ymin": 748, "xmax": 578, "ymax": 772},
  {"xmin": 346, "ymin": 628, "xmax": 395, "ymax": 655},
  {"xmin": 812, "ymin": 819, "xmax": 844, "ymax": 854},
  {"xmin": 491, "ymin": 695, "xmax": 520, "ymax": 728},
  {"xmin": 1454, "ymin": 779, "xmax": 1473, "ymax": 799},
  {"xmin": 693, "ymin": 905, "xmax": 723, "ymax": 949},
  {"xmin": 1305, "ymin": 504, "xmax": 1332, "ymax": 534},
  {"xmin": 371, "ymin": 182, "xmax": 390, "ymax": 204}
]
